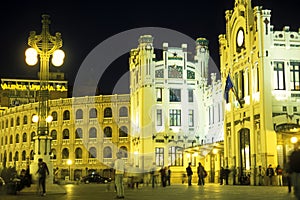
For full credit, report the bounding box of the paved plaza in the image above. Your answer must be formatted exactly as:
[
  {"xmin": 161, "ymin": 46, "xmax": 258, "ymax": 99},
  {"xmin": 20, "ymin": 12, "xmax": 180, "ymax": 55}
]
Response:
[{"xmin": 0, "ymin": 183, "xmax": 297, "ymax": 200}]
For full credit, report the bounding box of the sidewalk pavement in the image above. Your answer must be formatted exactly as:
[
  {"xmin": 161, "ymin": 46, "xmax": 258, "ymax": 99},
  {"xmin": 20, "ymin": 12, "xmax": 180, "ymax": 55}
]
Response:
[{"xmin": 0, "ymin": 183, "xmax": 298, "ymax": 200}]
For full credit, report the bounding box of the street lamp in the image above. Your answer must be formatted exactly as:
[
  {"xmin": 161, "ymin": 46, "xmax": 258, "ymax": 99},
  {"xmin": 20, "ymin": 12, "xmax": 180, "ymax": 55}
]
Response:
[
  {"xmin": 291, "ymin": 136, "xmax": 298, "ymax": 150},
  {"xmin": 25, "ymin": 14, "xmax": 64, "ymax": 184},
  {"xmin": 67, "ymin": 159, "xmax": 72, "ymax": 181}
]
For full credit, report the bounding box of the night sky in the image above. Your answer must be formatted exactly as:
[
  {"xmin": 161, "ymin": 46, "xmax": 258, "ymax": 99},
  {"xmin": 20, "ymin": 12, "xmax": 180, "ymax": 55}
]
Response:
[{"xmin": 0, "ymin": 1, "xmax": 298, "ymax": 95}]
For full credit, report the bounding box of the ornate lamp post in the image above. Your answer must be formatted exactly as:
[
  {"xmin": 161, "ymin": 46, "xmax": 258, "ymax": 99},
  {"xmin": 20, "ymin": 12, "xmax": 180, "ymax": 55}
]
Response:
[{"xmin": 25, "ymin": 14, "xmax": 65, "ymax": 184}]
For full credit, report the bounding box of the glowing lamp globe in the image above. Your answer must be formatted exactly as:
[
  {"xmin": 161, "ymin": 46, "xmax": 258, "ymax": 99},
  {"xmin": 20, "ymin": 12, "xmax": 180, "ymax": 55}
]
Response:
[
  {"xmin": 52, "ymin": 49, "xmax": 65, "ymax": 66},
  {"xmin": 25, "ymin": 48, "xmax": 38, "ymax": 66}
]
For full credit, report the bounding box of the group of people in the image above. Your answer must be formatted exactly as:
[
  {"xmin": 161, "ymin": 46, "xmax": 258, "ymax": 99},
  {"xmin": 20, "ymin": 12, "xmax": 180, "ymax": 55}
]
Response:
[
  {"xmin": 159, "ymin": 166, "xmax": 171, "ymax": 187},
  {"xmin": 186, "ymin": 162, "xmax": 207, "ymax": 186}
]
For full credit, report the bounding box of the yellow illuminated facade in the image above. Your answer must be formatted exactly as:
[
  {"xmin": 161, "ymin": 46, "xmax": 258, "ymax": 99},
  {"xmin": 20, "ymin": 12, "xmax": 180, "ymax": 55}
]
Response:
[
  {"xmin": 0, "ymin": 95, "xmax": 130, "ymax": 180},
  {"xmin": 219, "ymin": 0, "xmax": 300, "ymax": 185}
]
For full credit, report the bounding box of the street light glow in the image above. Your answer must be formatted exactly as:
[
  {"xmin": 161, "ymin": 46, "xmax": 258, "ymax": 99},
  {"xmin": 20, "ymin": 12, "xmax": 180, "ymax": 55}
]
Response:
[
  {"xmin": 32, "ymin": 114, "xmax": 39, "ymax": 123},
  {"xmin": 67, "ymin": 159, "xmax": 72, "ymax": 165},
  {"xmin": 52, "ymin": 49, "xmax": 65, "ymax": 66},
  {"xmin": 46, "ymin": 115, "xmax": 53, "ymax": 123},
  {"xmin": 25, "ymin": 48, "xmax": 38, "ymax": 66},
  {"xmin": 291, "ymin": 137, "xmax": 298, "ymax": 144}
]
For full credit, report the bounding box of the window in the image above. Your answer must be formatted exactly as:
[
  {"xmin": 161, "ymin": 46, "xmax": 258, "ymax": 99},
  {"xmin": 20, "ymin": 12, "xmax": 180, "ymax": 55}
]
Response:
[
  {"xmin": 15, "ymin": 152, "xmax": 19, "ymax": 161},
  {"xmin": 5, "ymin": 119, "xmax": 8, "ymax": 128},
  {"xmin": 104, "ymin": 107, "xmax": 112, "ymax": 118},
  {"xmin": 119, "ymin": 107, "xmax": 128, "ymax": 117},
  {"xmin": 188, "ymin": 110, "xmax": 194, "ymax": 127},
  {"xmin": 169, "ymin": 109, "xmax": 181, "ymax": 126},
  {"xmin": 89, "ymin": 147, "xmax": 97, "ymax": 158},
  {"xmin": 51, "ymin": 130, "xmax": 57, "ymax": 140},
  {"xmin": 75, "ymin": 128, "xmax": 82, "ymax": 139},
  {"xmin": 51, "ymin": 149, "xmax": 57, "ymax": 159},
  {"xmin": 22, "ymin": 133, "xmax": 27, "ymax": 142},
  {"xmin": 16, "ymin": 117, "xmax": 20, "ymax": 126},
  {"xmin": 76, "ymin": 109, "xmax": 83, "ymax": 119},
  {"xmin": 75, "ymin": 148, "xmax": 82, "ymax": 159},
  {"xmin": 104, "ymin": 127, "xmax": 112, "ymax": 137},
  {"xmin": 119, "ymin": 126, "xmax": 128, "ymax": 137},
  {"xmin": 9, "ymin": 152, "xmax": 12, "ymax": 162},
  {"xmin": 274, "ymin": 62, "xmax": 285, "ymax": 90},
  {"xmin": 30, "ymin": 150, "xmax": 34, "ymax": 160},
  {"xmin": 168, "ymin": 146, "xmax": 183, "ymax": 166},
  {"xmin": 155, "ymin": 147, "xmax": 164, "ymax": 166},
  {"xmin": 89, "ymin": 127, "xmax": 97, "ymax": 138},
  {"xmin": 52, "ymin": 111, "xmax": 58, "ymax": 121},
  {"xmin": 119, "ymin": 146, "xmax": 128, "ymax": 158},
  {"xmin": 16, "ymin": 134, "xmax": 19, "ymax": 143},
  {"xmin": 157, "ymin": 109, "xmax": 162, "ymax": 126},
  {"xmin": 290, "ymin": 62, "xmax": 300, "ymax": 90},
  {"xmin": 188, "ymin": 89, "xmax": 193, "ymax": 102},
  {"xmin": 103, "ymin": 146, "xmax": 112, "ymax": 158},
  {"xmin": 63, "ymin": 110, "xmax": 70, "ymax": 120},
  {"xmin": 62, "ymin": 148, "xmax": 69, "ymax": 159},
  {"xmin": 9, "ymin": 135, "xmax": 13, "ymax": 144},
  {"xmin": 156, "ymin": 88, "xmax": 162, "ymax": 102},
  {"xmin": 63, "ymin": 129, "xmax": 70, "ymax": 139},
  {"xmin": 31, "ymin": 132, "xmax": 35, "ymax": 141},
  {"xmin": 22, "ymin": 150, "xmax": 26, "ymax": 161},
  {"xmin": 23, "ymin": 115, "xmax": 28, "ymax": 124},
  {"xmin": 10, "ymin": 118, "xmax": 14, "ymax": 127},
  {"xmin": 169, "ymin": 89, "xmax": 181, "ymax": 102},
  {"xmin": 89, "ymin": 108, "xmax": 97, "ymax": 118}
]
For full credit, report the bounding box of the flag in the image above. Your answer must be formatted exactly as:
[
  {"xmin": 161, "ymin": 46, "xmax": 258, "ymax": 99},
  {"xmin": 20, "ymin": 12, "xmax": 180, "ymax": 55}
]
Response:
[{"xmin": 224, "ymin": 74, "xmax": 234, "ymax": 103}]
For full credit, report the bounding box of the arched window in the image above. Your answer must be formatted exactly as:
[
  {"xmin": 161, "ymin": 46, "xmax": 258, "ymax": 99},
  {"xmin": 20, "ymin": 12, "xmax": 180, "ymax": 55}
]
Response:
[
  {"xmin": 5, "ymin": 119, "xmax": 8, "ymax": 128},
  {"xmin": 75, "ymin": 148, "xmax": 82, "ymax": 159},
  {"xmin": 75, "ymin": 128, "xmax": 83, "ymax": 139},
  {"xmin": 63, "ymin": 129, "xmax": 69, "ymax": 139},
  {"xmin": 9, "ymin": 152, "xmax": 12, "ymax": 161},
  {"xmin": 16, "ymin": 117, "xmax": 20, "ymax": 126},
  {"xmin": 104, "ymin": 107, "xmax": 112, "ymax": 118},
  {"xmin": 1, "ymin": 137, "xmax": 3, "ymax": 145},
  {"xmin": 89, "ymin": 147, "xmax": 97, "ymax": 158},
  {"xmin": 10, "ymin": 118, "xmax": 14, "ymax": 127},
  {"xmin": 31, "ymin": 132, "xmax": 35, "ymax": 141},
  {"xmin": 22, "ymin": 133, "xmax": 27, "ymax": 142},
  {"xmin": 119, "ymin": 126, "xmax": 128, "ymax": 137},
  {"xmin": 15, "ymin": 151, "xmax": 19, "ymax": 161},
  {"xmin": 52, "ymin": 111, "xmax": 58, "ymax": 121},
  {"xmin": 119, "ymin": 107, "xmax": 128, "ymax": 117},
  {"xmin": 9, "ymin": 135, "xmax": 13, "ymax": 144},
  {"xmin": 30, "ymin": 150, "xmax": 34, "ymax": 160},
  {"xmin": 62, "ymin": 148, "xmax": 69, "ymax": 159},
  {"xmin": 16, "ymin": 134, "xmax": 20, "ymax": 143},
  {"xmin": 23, "ymin": 115, "xmax": 28, "ymax": 124},
  {"xmin": 76, "ymin": 109, "xmax": 83, "ymax": 119},
  {"xmin": 63, "ymin": 110, "xmax": 70, "ymax": 120},
  {"xmin": 104, "ymin": 127, "xmax": 112, "ymax": 137},
  {"xmin": 51, "ymin": 130, "xmax": 57, "ymax": 140},
  {"xmin": 103, "ymin": 146, "xmax": 112, "ymax": 158},
  {"xmin": 89, "ymin": 108, "xmax": 97, "ymax": 118},
  {"xmin": 22, "ymin": 150, "xmax": 26, "ymax": 161},
  {"xmin": 5, "ymin": 136, "xmax": 7, "ymax": 144},
  {"xmin": 51, "ymin": 149, "xmax": 57, "ymax": 159},
  {"xmin": 119, "ymin": 146, "xmax": 128, "ymax": 158},
  {"xmin": 89, "ymin": 127, "xmax": 97, "ymax": 138}
]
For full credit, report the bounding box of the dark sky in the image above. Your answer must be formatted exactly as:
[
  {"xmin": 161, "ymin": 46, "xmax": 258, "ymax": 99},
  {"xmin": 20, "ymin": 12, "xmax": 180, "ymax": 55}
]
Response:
[{"xmin": 0, "ymin": 1, "xmax": 298, "ymax": 95}]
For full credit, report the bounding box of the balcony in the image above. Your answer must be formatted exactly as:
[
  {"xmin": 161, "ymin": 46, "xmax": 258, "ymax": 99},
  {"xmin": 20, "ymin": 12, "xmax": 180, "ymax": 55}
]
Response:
[
  {"xmin": 75, "ymin": 139, "xmax": 83, "ymax": 144},
  {"xmin": 75, "ymin": 119, "xmax": 84, "ymax": 125},
  {"xmin": 88, "ymin": 158, "xmax": 97, "ymax": 164},
  {"xmin": 119, "ymin": 137, "xmax": 128, "ymax": 143},
  {"xmin": 103, "ymin": 138, "xmax": 112, "ymax": 143},
  {"xmin": 62, "ymin": 139, "xmax": 70, "ymax": 145},
  {"xmin": 75, "ymin": 159, "xmax": 83, "ymax": 165}
]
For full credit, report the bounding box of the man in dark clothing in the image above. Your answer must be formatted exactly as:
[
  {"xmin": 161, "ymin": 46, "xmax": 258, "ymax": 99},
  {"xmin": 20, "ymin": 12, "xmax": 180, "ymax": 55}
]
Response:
[
  {"xmin": 186, "ymin": 162, "xmax": 193, "ymax": 186},
  {"xmin": 36, "ymin": 158, "xmax": 49, "ymax": 196},
  {"xmin": 266, "ymin": 164, "xmax": 275, "ymax": 186},
  {"xmin": 224, "ymin": 166, "xmax": 231, "ymax": 185},
  {"xmin": 289, "ymin": 144, "xmax": 300, "ymax": 199},
  {"xmin": 220, "ymin": 167, "xmax": 225, "ymax": 185},
  {"xmin": 197, "ymin": 162, "xmax": 206, "ymax": 186}
]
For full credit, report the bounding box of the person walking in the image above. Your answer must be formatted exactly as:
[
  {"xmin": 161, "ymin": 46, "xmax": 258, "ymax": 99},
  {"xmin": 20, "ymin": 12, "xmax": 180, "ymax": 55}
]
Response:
[
  {"xmin": 186, "ymin": 162, "xmax": 193, "ymax": 186},
  {"xmin": 258, "ymin": 165, "xmax": 265, "ymax": 186},
  {"xmin": 284, "ymin": 161, "xmax": 292, "ymax": 193},
  {"xmin": 114, "ymin": 152, "xmax": 125, "ymax": 199},
  {"xmin": 36, "ymin": 158, "xmax": 49, "ymax": 196},
  {"xmin": 266, "ymin": 164, "xmax": 275, "ymax": 186},
  {"xmin": 275, "ymin": 165, "xmax": 283, "ymax": 186},
  {"xmin": 159, "ymin": 166, "xmax": 167, "ymax": 187},
  {"xmin": 224, "ymin": 166, "xmax": 231, "ymax": 185},
  {"xmin": 220, "ymin": 167, "xmax": 225, "ymax": 185},
  {"xmin": 166, "ymin": 165, "xmax": 171, "ymax": 186},
  {"xmin": 150, "ymin": 162, "xmax": 157, "ymax": 188},
  {"xmin": 289, "ymin": 143, "xmax": 300, "ymax": 200},
  {"xmin": 197, "ymin": 162, "xmax": 206, "ymax": 186}
]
